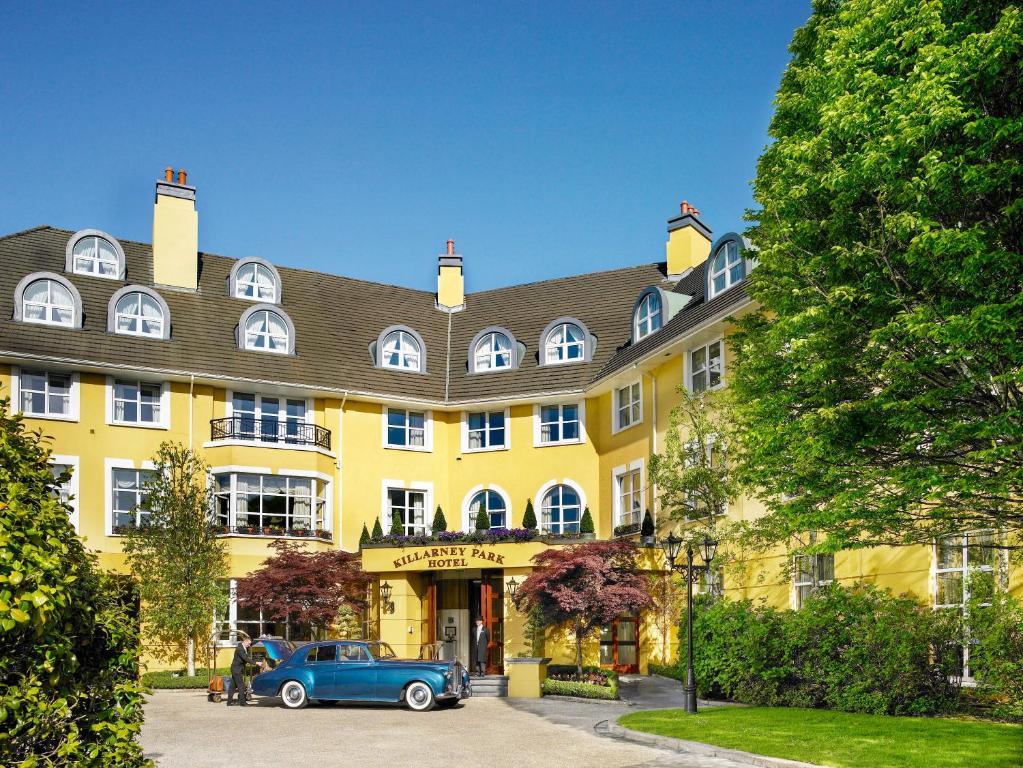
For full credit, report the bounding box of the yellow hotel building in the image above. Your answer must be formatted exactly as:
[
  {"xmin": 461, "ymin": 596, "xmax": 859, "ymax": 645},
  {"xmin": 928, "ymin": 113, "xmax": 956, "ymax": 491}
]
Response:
[{"xmin": 1, "ymin": 171, "xmax": 1018, "ymax": 683}]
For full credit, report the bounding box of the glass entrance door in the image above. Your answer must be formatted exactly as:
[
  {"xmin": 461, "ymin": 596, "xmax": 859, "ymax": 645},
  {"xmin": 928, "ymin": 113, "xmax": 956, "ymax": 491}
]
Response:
[{"xmin": 600, "ymin": 613, "xmax": 639, "ymax": 673}]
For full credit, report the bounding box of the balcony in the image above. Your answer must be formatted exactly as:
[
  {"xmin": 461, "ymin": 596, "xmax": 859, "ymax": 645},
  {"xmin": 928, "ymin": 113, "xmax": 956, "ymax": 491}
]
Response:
[{"xmin": 209, "ymin": 416, "xmax": 332, "ymax": 451}]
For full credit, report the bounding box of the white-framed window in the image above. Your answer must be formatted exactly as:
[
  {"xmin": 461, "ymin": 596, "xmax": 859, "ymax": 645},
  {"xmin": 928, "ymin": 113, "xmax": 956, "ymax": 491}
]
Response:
[
  {"xmin": 793, "ymin": 553, "xmax": 834, "ymax": 608},
  {"xmin": 109, "ymin": 379, "xmax": 167, "ymax": 427},
  {"xmin": 468, "ymin": 489, "xmax": 507, "ymax": 529},
  {"xmin": 708, "ymin": 238, "xmax": 746, "ymax": 298},
  {"xmin": 214, "ymin": 579, "xmax": 319, "ymax": 645},
  {"xmin": 541, "ymin": 484, "xmax": 582, "ymax": 534},
  {"xmin": 614, "ymin": 463, "xmax": 643, "ymax": 529},
  {"xmin": 634, "ymin": 292, "xmax": 662, "ymax": 340},
  {"xmin": 464, "ymin": 410, "xmax": 508, "ymax": 452},
  {"xmin": 15, "ymin": 368, "xmax": 78, "ymax": 420},
  {"xmin": 535, "ymin": 403, "xmax": 583, "ymax": 446},
  {"xmin": 111, "ymin": 467, "xmax": 156, "ymax": 533},
  {"xmin": 381, "ymin": 330, "xmax": 422, "ymax": 371},
  {"xmin": 384, "ymin": 408, "xmax": 430, "ymax": 450},
  {"xmin": 21, "ymin": 278, "xmax": 75, "ymax": 327},
  {"xmin": 474, "ymin": 331, "xmax": 512, "ymax": 371},
  {"xmin": 214, "ymin": 473, "xmax": 327, "ymax": 533},
  {"xmin": 113, "ymin": 290, "xmax": 165, "ymax": 338},
  {"xmin": 688, "ymin": 339, "xmax": 724, "ymax": 393},
  {"xmin": 543, "ymin": 322, "xmax": 585, "ymax": 364},
  {"xmin": 229, "ymin": 392, "xmax": 309, "ymax": 443},
  {"xmin": 613, "ymin": 381, "xmax": 642, "ymax": 432},
  {"xmin": 235, "ymin": 262, "xmax": 279, "ymax": 302},
  {"xmin": 50, "ymin": 455, "xmax": 80, "ymax": 533},
  {"xmin": 71, "ymin": 234, "xmax": 121, "ymax": 277},
  {"xmin": 243, "ymin": 309, "xmax": 290, "ymax": 354},
  {"xmin": 934, "ymin": 531, "xmax": 999, "ymax": 679},
  {"xmin": 386, "ymin": 488, "xmax": 428, "ymax": 535}
]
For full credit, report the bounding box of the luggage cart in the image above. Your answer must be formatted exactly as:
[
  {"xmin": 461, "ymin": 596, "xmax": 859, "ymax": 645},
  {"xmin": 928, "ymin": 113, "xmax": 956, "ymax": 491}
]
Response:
[{"xmin": 206, "ymin": 628, "xmax": 253, "ymax": 703}]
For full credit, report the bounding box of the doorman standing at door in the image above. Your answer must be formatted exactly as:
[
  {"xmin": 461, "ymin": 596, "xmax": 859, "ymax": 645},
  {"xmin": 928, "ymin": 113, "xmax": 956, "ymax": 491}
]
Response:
[{"xmin": 471, "ymin": 617, "xmax": 489, "ymax": 677}]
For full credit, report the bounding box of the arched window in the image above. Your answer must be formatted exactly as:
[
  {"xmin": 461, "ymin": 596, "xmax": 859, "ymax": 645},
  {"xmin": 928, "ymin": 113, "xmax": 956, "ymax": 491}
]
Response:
[
  {"xmin": 65, "ymin": 229, "xmax": 124, "ymax": 279},
  {"xmin": 110, "ymin": 288, "xmax": 168, "ymax": 338},
  {"xmin": 708, "ymin": 237, "xmax": 747, "ymax": 298},
  {"xmin": 541, "ymin": 484, "xmax": 581, "ymax": 534},
  {"xmin": 17, "ymin": 276, "xmax": 78, "ymax": 327},
  {"xmin": 382, "ymin": 329, "xmax": 422, "ymax": 371},
  {"xmin": 468, "ymin": 490, "xmax": 507, "ymax": 529},
  {"xmin": 239, "ymin": 306, "xmax": 294, "ymax": 354},
  {"xmin": 228, "ymin": 258, "xmax": 283, "ymax": 303},
  {"xmin": 634, "ymin": 291, "xmax": 662, "ymax": 340},
  {"xmin": 474, "ymin": 331, "xmax": 512, "ymax": 371},
  {"xmin": 543, "ymin": 322, "xmax": 585, "ymax": 364}
]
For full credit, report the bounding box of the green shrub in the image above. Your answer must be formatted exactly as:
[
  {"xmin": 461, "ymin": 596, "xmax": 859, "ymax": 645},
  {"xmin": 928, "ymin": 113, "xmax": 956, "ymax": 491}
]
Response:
[
  {"xmin": 542, "ymin": 679, "xmax": 618, "ymax": 700},
  {"xmin": 475, "ymin": 505, "xmax": 490, "ymax": 531},
  {"xmin": 359, "ymin": 524, "xmax": 370, "ymax": 547},
  {"xmin": 522, "ymin": 499, "xmax": 537, "ymax": 530},
  {"xmin": 579, "ymin": 507, "xmax": 594, "ymax": 534},
  {"xmin": 968, "ymin": 592, "xmax": 1023, "ymax": 719},
  {"xmin": 648, "ymin": 662, "xmax": 683, "ymax": 682},
  {"xmin": 641, "ymin": 509, "xmax": 655, "ymax": 537},
  {"xmin": 389, "ymin": 510, "xmax": 404, "ymax": 536},
  {"xmin": 0, "ymin": 397, "xmax": 149, "ymax": 765},
  {"xmin": 371, "ymin": 518, "xmax": 383, "ymax": 539},
  {"xmin": 432, "ymin": 506, "xmax": 447, "ymax": 532},
  {"xmin": 546, "ymin": 665, "xmax": 618, "ymax": 697},
  {"xmin": 142, "ymin": 667, "xmax": 231, "ymax": 689}
]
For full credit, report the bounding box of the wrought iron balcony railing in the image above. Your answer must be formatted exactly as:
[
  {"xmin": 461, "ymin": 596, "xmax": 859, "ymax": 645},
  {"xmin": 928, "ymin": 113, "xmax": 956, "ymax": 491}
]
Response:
[{"xmin": 210, "ymin": 416, "xmax": 331, "ymax": 450}]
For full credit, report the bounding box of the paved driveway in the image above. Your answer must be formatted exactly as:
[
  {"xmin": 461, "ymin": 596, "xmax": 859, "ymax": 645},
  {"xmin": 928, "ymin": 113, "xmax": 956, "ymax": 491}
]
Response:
[{"xmin": 142, "ymin": 682, "xmax": 755, "ymax": 768}]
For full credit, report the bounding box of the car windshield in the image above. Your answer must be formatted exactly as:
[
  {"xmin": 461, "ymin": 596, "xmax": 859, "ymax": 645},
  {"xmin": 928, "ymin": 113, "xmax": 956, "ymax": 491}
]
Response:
[{"xmin": 365, "ymin": 641, "xmax": 397, "ymax": 659}]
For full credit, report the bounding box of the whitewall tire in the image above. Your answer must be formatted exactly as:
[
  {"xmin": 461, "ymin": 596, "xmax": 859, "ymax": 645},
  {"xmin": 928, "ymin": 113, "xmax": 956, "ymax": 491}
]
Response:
[
  {"xmin": 405, "ymin": 681, "xmax": 435, "ymax": 712},
  {"xmin": 280, "ymin": 680, "xmax": 308, "ymax": 709}
]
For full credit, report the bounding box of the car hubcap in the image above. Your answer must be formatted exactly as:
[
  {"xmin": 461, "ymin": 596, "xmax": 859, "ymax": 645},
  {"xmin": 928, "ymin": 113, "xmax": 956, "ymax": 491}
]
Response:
[
  {"xmin": 411, "ymin": 687, "xmax": 428, "ymax": 705},
  {"xmin": 285, "ymin": 686, "xmax": 301, "ymax": 704}
]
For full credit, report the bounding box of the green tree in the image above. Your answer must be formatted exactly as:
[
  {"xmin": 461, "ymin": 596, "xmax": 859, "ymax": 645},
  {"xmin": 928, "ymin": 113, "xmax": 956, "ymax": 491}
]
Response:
[
  {"xmin": 123, "ymin": 443, "xmax": 228, "ymax": 677},
  {"xmin": 730, "ymin": 0, "xmax": 1023, "ymax": 550},
  {"xmin": 359, "ymin": 523, "xmax": 370, "ymax": 548},
  {"xmin": 371, "ymin": 517, "xmax": 383, "ymax": 539},
  {"xmin": 389, "ymin": 509, "xmax": 404, "ymax": 536},
  {"xmin": 432, "ymin": 505, "xmax": 447, "ymax": 532},
  {"xmin": 579, "ymin": 507, "xmax": 595, "ymax": 534},
  {"xmin": 475, "ymin": 503, "xmax": 491, "ymax": 531},
  {"xmin": 0, "ymin": 396, "xmax": 148, "ymax": 765},
  {"xmin": 522, "ymin": 498, "xmax": 537, "ymax": 530}
]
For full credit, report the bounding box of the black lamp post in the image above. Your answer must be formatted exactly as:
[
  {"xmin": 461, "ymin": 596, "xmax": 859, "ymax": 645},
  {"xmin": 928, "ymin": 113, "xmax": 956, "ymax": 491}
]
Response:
[{"xmin": 661, "ymin": 532, "xmax": 717, "ymax": 714}]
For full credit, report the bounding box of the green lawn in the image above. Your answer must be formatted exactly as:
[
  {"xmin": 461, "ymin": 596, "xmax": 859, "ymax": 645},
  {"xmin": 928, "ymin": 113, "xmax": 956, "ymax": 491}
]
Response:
[{"xmin": 619, "ymin": 707, "xmax": 1023, "ymax": 768}]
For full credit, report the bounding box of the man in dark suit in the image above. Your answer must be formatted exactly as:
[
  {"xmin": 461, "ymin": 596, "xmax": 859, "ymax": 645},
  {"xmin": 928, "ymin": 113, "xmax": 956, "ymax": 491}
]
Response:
[
  {"xmin": 470, "ymin": 617, "xmax": 489, "ymax": 677},
  {"xmin": 226, "ymin": 636, "xmax": 261, "ymax": 706}
]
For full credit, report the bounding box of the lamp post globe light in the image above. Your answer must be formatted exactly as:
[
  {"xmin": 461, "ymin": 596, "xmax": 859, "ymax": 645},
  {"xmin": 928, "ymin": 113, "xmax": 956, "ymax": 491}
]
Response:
[{"xmin": 661, "ymin": 532, "xmax": 717, "ymax": 714}]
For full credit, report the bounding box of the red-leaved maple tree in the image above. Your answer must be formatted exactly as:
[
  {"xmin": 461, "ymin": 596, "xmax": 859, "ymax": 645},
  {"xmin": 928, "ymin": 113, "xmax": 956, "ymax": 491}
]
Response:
[
  {"xmin": 513, "ymin": 539, "xmax": 652, "ymax": 677},
  {"xmin": 236, "ymin": 540, "xmax": 371, "ymax": 639}
]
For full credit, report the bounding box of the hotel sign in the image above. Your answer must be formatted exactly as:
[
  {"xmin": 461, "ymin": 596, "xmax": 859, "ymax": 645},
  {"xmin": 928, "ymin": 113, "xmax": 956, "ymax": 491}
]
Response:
[{"xmin": 392, "ymin": 546, "xmax": 507, "ymax": 570}]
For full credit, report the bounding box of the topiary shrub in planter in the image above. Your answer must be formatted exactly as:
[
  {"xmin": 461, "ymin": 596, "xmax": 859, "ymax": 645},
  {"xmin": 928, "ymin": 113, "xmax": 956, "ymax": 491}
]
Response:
[
  {"xmin": 522, "ymin": 499, "xmax": 537, "ymax": 530},
  {"xmin": 640, "ymin": 509, "xmax": 655, "ymax": 545},
  {"xmin": 432, "ymin": 506, "xmax": 447, "ymax": 532},
  {"xmin": 371, "ymin": 518, "xmax": 383, "ymax": 539},
  {"xmin": 475, "ymin": 506, "xmax": 491, "ymax": 531},
  {"xmin": 389, "ymin": 510, "xmax": 404, "ymax": 536},
  {"xmin": 579, "ymin": 507, "xmax": 595, "ymax": 538},
  {"xmin": 359, "ymin": 523, "xmax": 370, "ymax": 548}
]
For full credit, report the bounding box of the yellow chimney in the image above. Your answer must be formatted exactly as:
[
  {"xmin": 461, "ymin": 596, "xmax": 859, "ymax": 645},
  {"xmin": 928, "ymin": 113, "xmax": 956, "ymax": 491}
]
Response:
[
  {"xmin": 152, "ymin": 168, "xmax": 198, "ymax": 290},
  {"xmin": 437, "ymin": 239, "xmax": 464, "ymax": 310},
  {"xmin": 665, "ymin": 200, "xmax": 712, "ymax": 277}
]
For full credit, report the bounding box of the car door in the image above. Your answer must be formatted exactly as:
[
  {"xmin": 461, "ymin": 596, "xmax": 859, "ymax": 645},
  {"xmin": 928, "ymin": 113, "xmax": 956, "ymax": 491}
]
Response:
[
  {"xmin": 303, "ymin": 643, "xmax": 340, "ymax": 699},
  {"xmin": 335, "ymin": 642, "xmax": 378, "ymax": 700}
]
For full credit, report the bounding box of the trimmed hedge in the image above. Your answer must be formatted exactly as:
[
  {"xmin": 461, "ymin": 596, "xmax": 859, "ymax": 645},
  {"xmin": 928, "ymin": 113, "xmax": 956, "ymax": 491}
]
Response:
[
  {"xmin": 142, "ymin": 667, "xmax": 230, "ymax": 689},
  {"xmin": 545, "ymin": 665, "xmax": 619, "ymax": 699},
  {"xmin": 648, "ymin": 662, "xmax": 683, "ymax": 682},
  {"xmin": 542, "ymin": 679, "xmax": 618, "ymax": 700}
]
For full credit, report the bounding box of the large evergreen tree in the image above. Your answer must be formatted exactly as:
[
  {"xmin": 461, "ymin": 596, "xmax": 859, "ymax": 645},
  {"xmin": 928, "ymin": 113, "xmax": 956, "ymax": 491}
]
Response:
[{"xmin": 731, "ymin": 0, "xmax": 1023, "ymax": 550}]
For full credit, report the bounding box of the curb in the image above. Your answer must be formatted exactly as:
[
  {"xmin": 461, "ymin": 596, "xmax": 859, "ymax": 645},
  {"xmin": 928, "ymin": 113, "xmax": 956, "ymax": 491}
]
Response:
[
  {"xmin": 606, "ymin": 723, "xmax": 826, "ymax": 768},
  {"xmin": 541, "ymin": 695, "xmax": 633, "ymax": 705}
]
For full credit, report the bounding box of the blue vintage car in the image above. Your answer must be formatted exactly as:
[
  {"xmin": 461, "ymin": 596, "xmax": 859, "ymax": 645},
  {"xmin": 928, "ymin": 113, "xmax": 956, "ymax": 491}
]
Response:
[{"xmin": 250, "ymin": 639, "xmax": 471, "ymax": 711}]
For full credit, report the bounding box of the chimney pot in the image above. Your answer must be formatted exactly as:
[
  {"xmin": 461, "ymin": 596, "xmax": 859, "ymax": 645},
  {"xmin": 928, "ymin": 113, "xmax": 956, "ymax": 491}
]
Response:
[
  {"xmin": 164, "ymin": 167, "xmax": 174, "ymax": 182},
  {"xmin": 177, "ymin": 169, "xmax": 187, "ymax": 185},
  {"xmin": 446, "ymin": 239, "xmax": 455, "ymax": 256}
]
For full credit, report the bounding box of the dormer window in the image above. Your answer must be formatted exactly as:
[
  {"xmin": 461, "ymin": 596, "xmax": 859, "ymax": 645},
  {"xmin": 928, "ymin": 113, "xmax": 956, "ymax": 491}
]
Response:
[
  {"xmin": 634, "ymin": 291, "xmax": 662, "ymax": 340},
  {"xmin": 66, "ymin": 230, "xmax": 125, "ymax": 279},
  {"xmin": 228, "ymin": 258, "xmax": 282, "ymax": 303},
  {"xmin": 108, "ymin": 286, "xmax": 170, "ymax": 339},
  {"xmin": 14, "ymin": 273, "xmax": 83, "ymax": 328},
  {"xmin": 238, "ymin": 305, "xmax": 295, "ymax": 355},
  {"xmin": 468, "ymin": 326, "xmax": 521, "ymax": 373},
  {"xmin": 707, "ymin": 234, "xmax": 752, "ymax": 299},
  {"xmin": 372, "ymin": 325, "xmax": 426, "ymax": 372}
]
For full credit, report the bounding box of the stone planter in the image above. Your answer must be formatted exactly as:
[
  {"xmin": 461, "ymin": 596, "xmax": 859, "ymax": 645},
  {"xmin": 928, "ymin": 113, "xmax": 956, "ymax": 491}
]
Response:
[{"xmin": 506, "ymin": 657, "xmax": 552, "ymax": 698}]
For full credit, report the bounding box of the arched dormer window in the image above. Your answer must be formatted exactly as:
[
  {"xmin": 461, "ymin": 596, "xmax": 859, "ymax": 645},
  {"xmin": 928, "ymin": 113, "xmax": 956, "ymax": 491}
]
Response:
[
  {"xmin": 468, "ymin": 326, "xmax": 522, "ymax": 373},
  {"xmin": 539, "ymin": 317, "xmax": 595, "ymax": 366},
  {"xmin": 634, "ymin": 290, "xmax": 663, "ymax": 341},
  {"xmin": 13, "ymin": 273, "xmax": 83, "ymax": 328},
  {"xmin": 707, "ymin": 233, "xmax": 754, "ymax": 299},
  {"xmin": 372, "ymin": 325, "xmax": 426, "ymax": 372},
  {"xmin": 65, "ymin": 229, "xmax": 125, "ymax": 279},
  {"xmin": 238, "ymin": 304, "xmax": 295, "ymax": 355},
  {"xmin": 107, "ymin": 286, "xmax": 171, "ymax": 340},
  {"xmin": 228, "ymin": 258, "xmax": 282, "ymax": 303}
]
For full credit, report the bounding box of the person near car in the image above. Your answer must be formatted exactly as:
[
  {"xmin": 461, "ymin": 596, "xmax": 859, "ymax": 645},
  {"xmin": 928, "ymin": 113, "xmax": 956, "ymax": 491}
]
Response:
[
  {"xmin": 226, "ymin": 636, "xmax": 262, "ymax": 706},
  {"xmin": 471, "ymin": 617, "xmax": 489, "ymax": 677}
]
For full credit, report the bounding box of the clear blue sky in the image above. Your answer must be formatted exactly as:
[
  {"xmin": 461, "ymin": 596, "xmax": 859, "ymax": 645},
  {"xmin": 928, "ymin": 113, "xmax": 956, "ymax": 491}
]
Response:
[{"xmin": 1, "ymin": 1, "xmax": 809, "ymax": 292}]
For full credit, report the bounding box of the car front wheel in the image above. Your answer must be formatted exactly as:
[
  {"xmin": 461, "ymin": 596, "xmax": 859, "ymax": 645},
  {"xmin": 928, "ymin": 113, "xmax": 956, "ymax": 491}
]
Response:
[
  {"xmin": 404, "ymin": 681, "xmax": 435, "ymax": 712},
  {"xmin": 280, "ymin": 681, "xmax": 308, "ymax": 709}
]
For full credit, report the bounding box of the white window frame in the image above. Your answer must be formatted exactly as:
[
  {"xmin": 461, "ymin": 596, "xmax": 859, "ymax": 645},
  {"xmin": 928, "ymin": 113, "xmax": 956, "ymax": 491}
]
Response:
[
  {"xmin": 461, "ymin": 408, "xmax": 510, "ymax": 453},
  {"xmin": 612, "ymin": 380, "xmax": 643, "ymax": 433},
  {"xmin": 70, "ymin": 235, "xmax": 119, "ymax": 277},
  {"xmin": 50, "ymin": 454, "xmax": 80, "ymax": 533},
  {"xmin": 708, "ymin": 238, "xmax": 747, "ymax": 298},
  {"xmin": 463, "ymin": 485, "xmax": 511, "ymax": 530},
  {"xmin": 687, "ymin": 338, "xmax": 725, "ymax": 393},
  {"xmin": 112, "ymin": 290, "xmax": 166, "ymax": 338},
  {"xmin": 213, "ymin": 471, "xmax": 329, "ymax": 534},
  {"xmin": 242, "ymin": 308, "xmax": 291, "ymax": 354},
  {"xmin": 224, "ymin": 390, "xmax": 313, "ymax": 439},
  {"xmin": 104, "ymin": 458, "xmax": 157, "ymax": 536},
  {"xmin": 473, "ymin": 331, "xmax": 513, "ymax": 371},
  {"xmin": 543, "ymin": 322, "xmax": 586, "ymax": 365},
  {"xmin": 66, "ymin": 229, "xmax": 125, "ymax": 279},
  {"xmin": 105, "ymin": 377, "xmax": 170, "ymax": 430},
  {"xmin": 533, "ymin": 401, "xmax": 586, "ymax": 447},
  {"xmin": 634, "ymin": 292, "xmax": 662, "ymax": 340},
  {"xmin": 536, "ymin": 478, "xmax": 586, "ymax": 535},
  {"xmin": 382, "ymin": 407, "xmax": 433, "ymax": 451},
  {"xmin": 235, "ymin": 262, "xmax": 279, "ymax": 302},
  {"xmin": 11, "ymin": 367, "xmax": 79, "ymax": 422},
  {"xmin": 793, "ymin": 553, "xmax": 834, "ymax": 609},
  {"xmin": 20, "ymin": 277, "xmax": 77, "ymax": 327},
  {"xmin": 612, "ymin": 460, "xmax": 644, "ymax": 529},
  {"xmin": 381, "ymin": 330, "xmax": 422, "ymax": 372},
  {"xmin": 381, "ymin": 479, "xmax": 433, "ymax": 536}
]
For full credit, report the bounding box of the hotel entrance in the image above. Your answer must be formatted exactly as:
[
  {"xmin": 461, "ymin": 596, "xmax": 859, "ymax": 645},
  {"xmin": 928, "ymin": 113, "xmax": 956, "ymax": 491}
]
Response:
[{"xmin": 428, "ymin": 570, "xmax": 504, "ymax": 674}]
